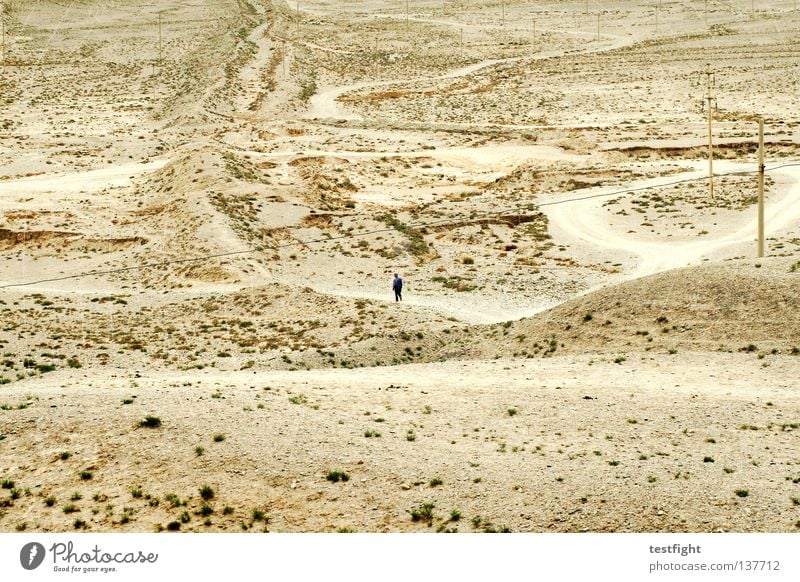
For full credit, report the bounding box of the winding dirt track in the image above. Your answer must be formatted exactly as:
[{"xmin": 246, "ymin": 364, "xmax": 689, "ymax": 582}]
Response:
[{"xmin": 543, "ymin": 161, "xmax": 800, "ymax": 281}]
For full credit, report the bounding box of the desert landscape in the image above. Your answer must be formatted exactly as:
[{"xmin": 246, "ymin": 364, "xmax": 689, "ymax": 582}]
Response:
[{"xmin": 0, "ymin": 0, "xmax": 799, "ymax": 533}]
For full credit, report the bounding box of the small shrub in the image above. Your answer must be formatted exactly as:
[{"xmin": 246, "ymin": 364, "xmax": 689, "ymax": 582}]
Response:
[
  {"xmin": 80, "ymin": 470, "xmax": 93, "ymax": 480},
  {"xmin": 45, "ymin": 496, "xmax": 56, "ymax": 507},
  {"xmin": 199, "ymin": 485, "xmax": 215, "ymax": 500},
  {"xmin": 62, "ymin": 504, "xmax": 78, "ymax": 514},
  {"xmin": 507, "ymin": 408, "xmax": 517, "ymax": 417},
  {"xmin": 212, "ymin": 433, "xmax": 225, "ymax": 442},
  {"xmin": 326, "ymin": 470, "xmax": 350, "ymax": 483},
  {"xmin": 288, "ymin": 394, "xmax": 307, "ymax": 405},
  {"xmin": 166, "ymin": 521, "xmax": 181, "ymax": 531},
  {"xmin": 139, "ymin": 416, "xmax": 161, "ymax": 428},
  {"xmin": 410, "ymin": 502, "xmax": 436, "ymax": 525},
  {"xmin": 735, "ymin": 489, "xmax": 749, "ymax": 498},
  {"xmin": 1, "ymin": 479, "xmax": 14, "ymax": 489},
  {"xmin": 429, "ymin": 477, "xmax": 443, "ymax": 487}
]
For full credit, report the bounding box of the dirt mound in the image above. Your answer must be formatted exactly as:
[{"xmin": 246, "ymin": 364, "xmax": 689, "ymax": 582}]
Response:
[
  {"xmin": 0, "ymin": 228, "xmax": 79, "ymax": 249},
  {"xmin": 494, "ymin": 258, "xmax": 800, "ymax": 357}
]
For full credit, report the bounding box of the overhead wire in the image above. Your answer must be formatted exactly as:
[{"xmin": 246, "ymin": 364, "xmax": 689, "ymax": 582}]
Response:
[{"xmin": 2, "ymin": 160, "xmax": 798, "ymax": 290}]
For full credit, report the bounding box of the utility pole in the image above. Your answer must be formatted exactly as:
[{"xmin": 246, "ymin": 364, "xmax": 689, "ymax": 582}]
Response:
[
  {"xmin": 1, "ymin": 2, "xmax": 5, "ymax": 76},
  {"xmin": 757, "ymin": 117, "xmax": 765, "ymax": 257},
  {"xmin": 532, "ymin": 18, "xmax": 536, "ymax": 50},
  {"xmin": 158, "ymin": 11, "xmax": 163, "ymax": 64},
  {"xmin": 702, "ymin": 64, "xmax": 716, "ymax": 199},
  {"xmin": 596, "ymin": 11, "xmax": 600, "ymax": 41}
]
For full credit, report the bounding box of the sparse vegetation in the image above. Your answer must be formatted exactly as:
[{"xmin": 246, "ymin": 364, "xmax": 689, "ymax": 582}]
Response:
[
  {"xmin": 139, "ymin": 416, "xmax": 162, "ymax": 428},
  {"xmin": 326, "ymin": 470, "xmax": 350, "ymax": 483}
]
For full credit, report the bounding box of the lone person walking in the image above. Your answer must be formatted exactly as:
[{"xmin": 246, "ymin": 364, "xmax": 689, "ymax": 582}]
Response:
[{"xmin": 392, "ymin": 273, "xmax": 403, "ymax": 302}]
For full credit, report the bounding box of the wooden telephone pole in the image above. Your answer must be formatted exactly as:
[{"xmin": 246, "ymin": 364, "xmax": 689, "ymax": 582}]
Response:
[
  {"xmin": 2, "ymin": 2, "xmax": 6, "ymax": 75},
  {"xmin": 702, "ymin": 64, "xmax": 716, "ymax": 199},
  {"xmin": 757, "ymin": 118, "xmax": 765, "ymax": 257}
]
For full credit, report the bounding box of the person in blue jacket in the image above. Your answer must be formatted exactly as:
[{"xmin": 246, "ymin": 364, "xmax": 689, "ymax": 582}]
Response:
[{"xmin": 392, "ymin": 273, "xmax": 403, "ymax": 302}]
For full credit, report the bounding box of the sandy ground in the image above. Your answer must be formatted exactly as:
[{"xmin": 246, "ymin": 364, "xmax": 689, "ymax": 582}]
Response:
[
  {"xmin": 1, "ymin": 0, "xmax": 800, "ymax": 533},
  {"xmin": 2, "ymin": 354, "xmax": 800, "ymax": 533}
]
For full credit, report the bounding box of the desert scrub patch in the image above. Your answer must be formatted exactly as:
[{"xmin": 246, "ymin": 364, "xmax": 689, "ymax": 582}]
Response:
[
  {"xmin": 138, "ymin": 416, "xmax": 161, "ymax": 428},
  {"xmin": 378, "ymin": 213, "xmax": 431, "ymax": 259},
  {"xmin": 288, "ymin": 393, "xmax": 307, "ymax": 405},
  {"xmin": 164, "ymin": 493, "xmax": 185, "ymax": 508},
  {"xmin": 410, "ymin": 502, "xmax": 436, "ymax": 525},
  {"xmin": 326, "ymin": 470, "xmax": 350, "ymax": 483},
  {"xmin": 430, "ymin": 275, "xmax": 476, "ymax": 292},
  {"xmin": 212, "ymin": 433, "xmax": 226, "ymax": 442},
  {"xmin": 364, "ymin": 430, "xmax": 381, "ymax": 438}
]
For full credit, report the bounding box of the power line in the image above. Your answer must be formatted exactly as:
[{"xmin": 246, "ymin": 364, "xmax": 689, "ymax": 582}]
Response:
[{"xmin": 3, "ymin": 161, "xmax": 798, "ymax": 290}]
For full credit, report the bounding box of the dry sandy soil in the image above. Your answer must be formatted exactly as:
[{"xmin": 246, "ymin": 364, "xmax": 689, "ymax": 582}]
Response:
[{"xmin": 1, "ymin": 0, "xmax": 799, "ymax": 533}]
